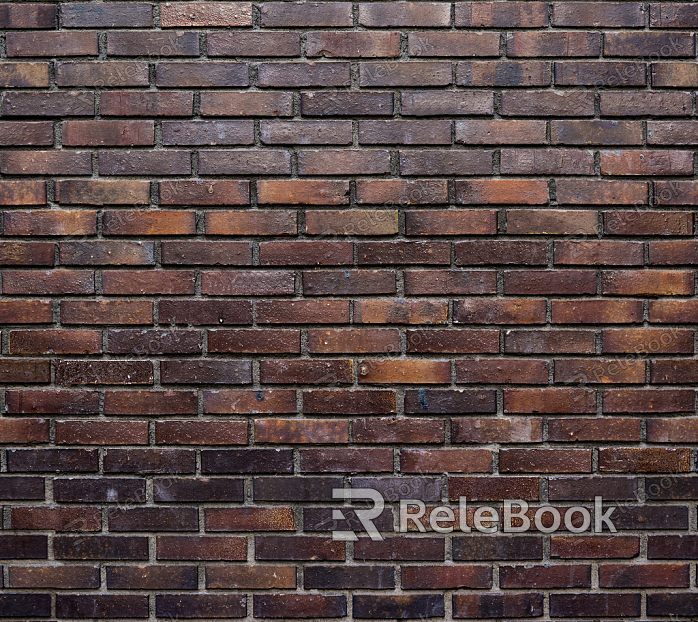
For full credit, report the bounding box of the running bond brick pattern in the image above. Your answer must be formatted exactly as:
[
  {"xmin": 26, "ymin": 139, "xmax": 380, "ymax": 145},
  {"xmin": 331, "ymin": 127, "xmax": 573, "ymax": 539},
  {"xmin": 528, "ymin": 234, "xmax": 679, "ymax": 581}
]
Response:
[{"xmin": 1, "ymin": 0, "xmax": 698, "ymax": 619}]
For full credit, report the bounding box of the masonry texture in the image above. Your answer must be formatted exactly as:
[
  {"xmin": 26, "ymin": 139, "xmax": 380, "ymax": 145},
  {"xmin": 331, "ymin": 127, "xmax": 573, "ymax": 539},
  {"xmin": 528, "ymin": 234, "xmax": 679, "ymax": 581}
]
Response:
[{"xmin": 1, "ymin": 0, "xmax": 698, "ymax": 619}]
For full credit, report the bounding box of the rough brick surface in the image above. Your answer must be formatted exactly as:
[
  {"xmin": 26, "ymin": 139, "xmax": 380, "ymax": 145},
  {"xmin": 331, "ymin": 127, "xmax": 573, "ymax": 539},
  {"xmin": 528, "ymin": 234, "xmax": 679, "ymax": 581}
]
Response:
[{"xmin": 1, "ymin": 1, "xmax": 697, "ymax": 619}]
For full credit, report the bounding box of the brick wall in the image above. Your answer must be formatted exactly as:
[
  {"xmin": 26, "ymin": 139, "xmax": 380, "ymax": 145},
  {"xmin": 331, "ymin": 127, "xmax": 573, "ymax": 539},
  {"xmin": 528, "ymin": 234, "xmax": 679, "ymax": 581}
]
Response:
[{"xmin": 1, "ymin": 1, "xmax": 698, "ymax": 619}]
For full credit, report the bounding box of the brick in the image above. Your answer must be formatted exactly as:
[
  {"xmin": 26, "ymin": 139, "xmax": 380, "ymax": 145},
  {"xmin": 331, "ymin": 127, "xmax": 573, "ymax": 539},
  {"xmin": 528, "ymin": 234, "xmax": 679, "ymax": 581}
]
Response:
[
  {"xmin": 209, "ymin": 329, "xmax": 299, "ymax": 353},
  {"xmin": 259, "ymin": 179, "xmax": 349, "ymax": 203},
  {"xmin": 306, "ymin": 31, "xmax": 399, "ymax": 58},
  {"xmin": 602, "ymin": 328, "xmax": 694, "ymax": 354},
  {"xmin": 2, "ymin": 91, "xmax": 94, "ymax": 116},
  {"xmin": 358, "ymin": 360, "xmax": 450, "ymax": 384},
  {"xmin": 298, "ymin": 150, "xmax": 390, "ymax": 175},
  {"xmin": 651, "ymin": 360, "xmax": 698, "ymax": 384},
  {"xmin": 500, "ymin": 449, "xmax": 592, "ymax": 473},
  {"xmin": 552, "ymin": 120, "xmax": 643, "ymax": 145},
  {"xmin": 354, "ymin": 418, "xmax": 444, "ymax": 444},
  {"xmin": 62, "ymin": 301, "xmax": 152, "ymax": 325},
  {"xmin": 261, "ymin": 359, "xmax": 353, "ymax": 384},
  {"xmin": 457, "ymin": 120, "xmax": 547, "ymax": 145},
  {"xmin": 502, "ymin": 149, "xmax": 595, "ymax": 175},
  {"xmin": 603, "ymin": 270, "xmax": 694, "ymax": 296},
  {"xmin": 360, "ymin": 3, "xmax": 450, "ymax": 26},
  {"xmin": 407, "ymin": 211, "xmax": 497, "ymax": 237},
  {"xmin": 604, "ymin": 389, "xmax": 695, "ymax": 414},
  {"xmin": 307, "ymin": 211, "xmax": 398, "ymax": 237},
  {"xmin": 304, "ymin": 269, "xmax": 395, "ymax": 295},
  {"xmin": 255, "ymin": 419, "xmax": 347, "ymax": 444},
  {"xmin": 206, "ymin": 507, "xmax": 295, "ymax": 531},
  {"xmin": 502, "ymin": 90, "xmax": 594, "ymax": 117},
  {"xmin": 454, "ymin": 299, "xmax": 547, "ymax": 324},
  {"xmin": 259, "ymin": 62, "xmax": 349, "ymax": 87},
  {"xmin": 208, "ymin": 565, "xmax": 296, "ymax": 589},
  {"xmin": 104, "ymin": 391, "xmax": 198, "ymax": 415},
  {"xmin": 60, "ymin": 241, "xmax": 154, "ymax": 266},
  {"xmin": 61, "ymin": 2, "xmax": 152, "ymax": 26},
  {"xmin": 203, "ymin": 270, "xmax": 294, "ymax": 296},
  {"xmin": 56, "ymin": 360, "xmax": 153, "ymax": 386},
  {"xmin": 56, "ymin": 420, "xmax": 149, "ymax": 444},
  {"xmin": 607, "ymin": 32, "xmax": 694, "ymax": 57},
  {"xmin": 9, "ymin": 565, "xmax": 99, "ymax": 589},
  {"xmin": 205, "ymin": 210, "xmax": 296, "ymax": 235},
  {"xmin": 354, "ymin": 595, "xmax": 443, "ymax": 619},
  {"xmin": 208, "ymin": 32, "xmax": 299, "ymax": 57},
  {"xmin": 507, "ymin": 32, "xmax": 600, "ymax": 57},
  {"xmin": 102, "ymin": 270, "xmax": 196, "ymax": 295},
  {"xmin": 7, "ymin": 448, "xmax": 98, "ymax": 473},
  {"xmin": 550, "ymin": 594, "xmax": 641, "ymax": 618},
  {"xmin": 452, "ymin": 535, "xmax": 542, "ymax": 559},
  {"xmin": 304, "ymin": 566, "xmax": 393, "ymax": 589},
  {"xmin": 55, "ymin": 179, "xmax": 150, "ymax": 205},
  {"xmin": 551, "ymin": 537, "xmax": 640, "ymax": 559},
  {"xmin": 10, "ymin": 329, "xmax": 101, "ymax": 354},
  {"xmin": 204, "ymin": 390, "xmax": 296, "ymax": 414},
  {"xmin": 600, "ymin": 447, "xmax": 691, "ymax": 472},
  {"xmin": 410, "ymin": 32, "xmax": 499, "ymax": 57},
  {"xmin": 553, "ymin": 2, "xmax": 643, "ymax": 27},
  {"xmin": 457, "ymin": 179, "xmax": 548, "ymax": 204},
  {"xmin": 552, "ymin": 299, "xmax": 642, "ymax": 324},
  {"xmin": 56, "ymin": 61, "xmax": 149, "ymax": 87},
  {"xmin": 256, "ymin": 535, "xmax": 344, "ymax": 560},
  {"xmin": 254, "ymin": 594, "xmax": 344, "ymax": 618},
  {"xmin": 304, "ymin": 390, "xmax": 396, "ymax": 414},
  {"xmin": 161, "ymin": 2, "xmax": 252, "ymax": 26},
  {"xmin": 650, "ymin": 241, "xmax": 698, "ymax": 265},
  {"xmin": 0, "ymin": 595, "xmax": 51, "ymax": 617},
  {"xmin": 0, "ymin": 418, "xmax": 49, "ymax": 442},
  {"xmin": 107, "ymin": 566, "xmax": 197, "ymax": 590},
  {"xmin": 358, "ymin": 241, "xmax": 449, "ymax": 265},
  {"xmin": 361, "ymin": 62, "xmax": 451, "ymax": 87},
  {"xmin": 107, "ymin": 31, "xmax": 199, "ymax": 56},
  {"xmin": 652, "ymin": 63, "xmax": 698, "ymax": 87},
  {"xmin": 161, "ymin": 241, "xmax": 252, "ymax": 265},
  {"xmin": 156, "ymin": 421, "xmax": 247, "ymax": 446},
  {"xmin": 454, "ymin": 593, "xmax": 543, "ymax": 619},
  {"xmin": 0, "ymin": 4, "xmax": 56, "ymax": 29},
  {"xmin": 99, "ymin": 150, "xmax": 191, "ymax": 175},
  {"xmin": 308, "ymin": 328, "xmax": 400, "ymax": 354},
  {"xmin": 555, "ymin": 358, "xmax": 645, "ymax": 384},
  {"xmin": 404, "ymin": 270, "xmax": 496, "ymax": 295},
  {"xmin": 557, "ymin": 180, "xmax": 648, "ymax": 205},
  {"xmin": 261, "ymin": 241, "xmax": 352, "ymax": 265},
  {"xmin": 507, "ymin": 210, "xmax": 598, "ymax": 235},
  {"xmin": 156, "ymin": 62, "xmax": 248, "ymax": 87},
  {"xmin": 456, "ymin": 2, "xmax": 548, "ymax": 27},
  {"xmin": 101, "ymin": 91, "xmax": 192, "ymax": 116},
  {"xmin": 655, "ymin": 180, "xmax": 698, "ymax": 205},
  {"xmin": 458, "ymin": 61, "xmax": 550, "ymax": 87},
  {"xmin": 405, "ymin": 389, "xmax": 496, "ymax": 414},
  {"xmin": 6, "ymin": 390, "xmax": 99, "ymax": 415},
  {"xmin": 4, "ymin": 210, "xmax": 95, "ymax": 236},
  {"xmin": 1, "ymin": 151, "xmax": 91, "ymax": 175},
  {"xmin": 453, "ymin": 418, "xmax": 542, "ymax": 444},
  {"xmin": 504, "ymin": 270, "xmax": 596, "ymax": 296},
  {"xmin": 554, "ymin": 241, "xmax": 643, "ymax": 266},
  {"xmin": 651, "ymin": 3, "xmax": 698, "ymax": 27},
  {"xmin": 0, "ymin": 63, "xmax": 49, "ymax": 88},
  {"xmin": 648, "ymin": 122, "xmax": 698, "ymax": 145},
  {"xmin": 456, "ymin": 360, "xmax": 549, "ymax": 384},
  {"xmin": 55, "ymin": 535, "xmax": 148, "ymax": 560},
  {"xmin": 161, "ymin": 360, "xmax": 251, "ymax": 384},
  {"xmin": 402, "ymin": 449, "xmax": 493, "ymax": 474},
  {"xmin": 504, "ymin": 388, "xmax": 596, "ymax": 413},
  {"xmin": 0, "ymin": 242, "xmax": 54, "ymax": 266},
  {"xmin": 300, "ymin": 448, "xmax": 393, "ymax": 472},
  {"xmin": 650, "ymin": 300, "xmax": 698, "ymax": 323},
  {"xmin": 57, "ymin": 594, "xmax": 149, "ymax": 618},
  {"xmin": 359, "ymin": 119, "xmax": 451, "ymax": 144},
  {"xmin": 301, "ymin": 92, "xmax": 394, "ymax": 116},
  {"xmin": 7, "ymin": 31, "xmax": 98, "ymax": 57},
  {"xmin": 402, "ymin": 91, "xmax": 493, "ymax": 116},
  {"xmin": 162, "ymin": 120, "xmax": 253, "ymax": 145},
  {"xmin": 500, "ymin": 565, "xmax": 590, "ymax": 589},
  {"xmin": 601, "ymin": 91, "xmax": 691, "ymax": 116}
]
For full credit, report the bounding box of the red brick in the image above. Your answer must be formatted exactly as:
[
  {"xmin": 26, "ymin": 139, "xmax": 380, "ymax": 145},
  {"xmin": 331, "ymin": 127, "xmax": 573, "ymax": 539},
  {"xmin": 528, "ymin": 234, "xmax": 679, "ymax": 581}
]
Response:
[
  {"xmin": 0, "ymin": 4, "xmax": 56, "ymax": 29},
  {"xmin": 256, "ymin": 419, "xmax": 348, "ymax": 444},
  {"xmin": 457, "ymin": 62, "xmax": 551, "ymax": 87},
  {"xmin": 204, "ymin": 390, "xmax": 296, "ymax": 414},
  {"xmin": 504, "ymin": 388, "xmax": 597, "ymax": 413}
]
